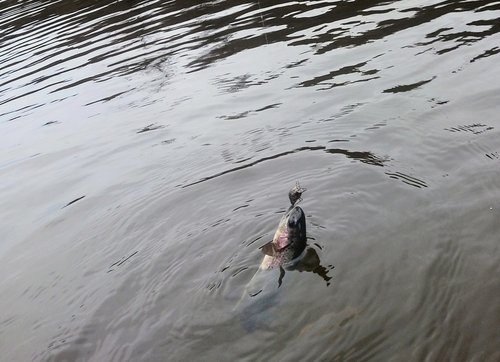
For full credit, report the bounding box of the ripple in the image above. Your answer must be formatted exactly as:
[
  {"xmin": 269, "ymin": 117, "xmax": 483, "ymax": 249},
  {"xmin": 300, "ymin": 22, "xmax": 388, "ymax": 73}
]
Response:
[
  {"xmin": 136, "ymin": 123, "xmax": 166, "ymax": 134},
  {"xmin": 385, "ymin": 171, "xmax": 428, "ymax": 188},
  {"xmin": 3, "ymin": 0, "xmax": 500, "ymax": 361},
  {"xmin": 217, "ymin": 102, "xmax": 281, "ymax": 120},
  {"xmin": 382, "ymin": 76, "xmax": 436, "ymax": 93},
  {"xmin": 444, "ymin": 123, "xmax": 494, "ymax": 135},
  {"xmin": 62, "ymin": 195, "xmax": 86, "ymax": 209}
]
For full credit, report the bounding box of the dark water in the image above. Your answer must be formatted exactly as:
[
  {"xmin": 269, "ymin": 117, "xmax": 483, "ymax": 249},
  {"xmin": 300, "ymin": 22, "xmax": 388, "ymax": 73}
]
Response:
[{"xmin": 1, "ymin": 0, "xmax": 500, "ymax": 360}]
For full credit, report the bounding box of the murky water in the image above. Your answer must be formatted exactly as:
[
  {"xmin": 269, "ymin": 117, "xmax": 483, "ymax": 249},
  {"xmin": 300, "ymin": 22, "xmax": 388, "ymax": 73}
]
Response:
[{"xmin": 2, "ymin": 0, "xmax": 500, "ymax": 361}]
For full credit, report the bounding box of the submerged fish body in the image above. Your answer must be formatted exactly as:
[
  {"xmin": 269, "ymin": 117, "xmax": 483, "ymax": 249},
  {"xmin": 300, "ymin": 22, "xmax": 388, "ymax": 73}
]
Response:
[
  {"xmin": 234, "ymin": 266, "xmax": 282, "ymax": 332},
  {"xmin": 235, "ymin": 183, "xmax": 308, "ymax": 331}
]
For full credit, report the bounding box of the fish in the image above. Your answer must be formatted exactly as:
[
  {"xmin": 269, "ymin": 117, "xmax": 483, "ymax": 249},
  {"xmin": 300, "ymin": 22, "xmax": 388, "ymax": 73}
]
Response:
[
  {"xmin": 260, "ymin": 180, "xmax": 307, "ymax": 271},
  {"xmin": 235, "ymin": 182, "xmax": 308, "ymax": 331}
]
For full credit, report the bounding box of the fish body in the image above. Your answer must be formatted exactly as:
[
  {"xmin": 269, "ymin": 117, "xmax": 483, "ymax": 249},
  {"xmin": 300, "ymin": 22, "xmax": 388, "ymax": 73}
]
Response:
[{"xmin": 235, "ymin": 183, "xmax": 308, "ymax": 331}]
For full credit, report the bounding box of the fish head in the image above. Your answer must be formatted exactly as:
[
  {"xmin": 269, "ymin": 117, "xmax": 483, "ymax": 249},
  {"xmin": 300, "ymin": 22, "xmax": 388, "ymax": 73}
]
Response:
[
  {"xmin": 286, "ymin": 206, "xmax": 306, "ymax": 250},
  {"xmin": 271, "ymin": 206, "xmax": 306, "ymax": 251}
]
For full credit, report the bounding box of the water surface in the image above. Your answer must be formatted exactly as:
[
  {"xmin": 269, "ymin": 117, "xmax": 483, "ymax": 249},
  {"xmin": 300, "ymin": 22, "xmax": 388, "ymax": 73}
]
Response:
[{"xmin": 1, "ymin": 0, "xmax": 500, "ymax": 361}]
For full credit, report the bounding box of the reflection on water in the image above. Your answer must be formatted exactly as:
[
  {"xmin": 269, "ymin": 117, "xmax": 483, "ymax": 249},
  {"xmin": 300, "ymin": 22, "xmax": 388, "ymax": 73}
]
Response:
[
  {"xmin": 4, "ymin": 0, "xmax": 500, "ymax": 119},
  {"xmin": 2, "ymin": 0, "xmax": 500, "ymax": 361}
]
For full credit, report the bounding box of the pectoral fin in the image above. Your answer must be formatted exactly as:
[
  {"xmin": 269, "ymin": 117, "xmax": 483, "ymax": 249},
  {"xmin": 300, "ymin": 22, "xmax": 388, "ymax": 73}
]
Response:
[
  {"xmin": 260, "ymin": 241, "xmax": 276, "ymax": 256},
  {"xmin": 278, "ymin": 266, "xmax": 286, "ymax": 287}
]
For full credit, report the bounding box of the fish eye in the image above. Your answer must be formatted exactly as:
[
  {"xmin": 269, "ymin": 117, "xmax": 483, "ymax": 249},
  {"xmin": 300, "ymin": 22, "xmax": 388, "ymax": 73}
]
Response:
[{"xmin": 288, "ymin": 215, "xmax": 297, "ymax": 227}]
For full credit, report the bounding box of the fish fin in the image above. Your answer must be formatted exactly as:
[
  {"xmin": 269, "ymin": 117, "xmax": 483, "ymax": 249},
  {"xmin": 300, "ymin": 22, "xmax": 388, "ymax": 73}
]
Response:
[
  {"xmin": 260, "ymin": 241, "xmax": 276, "ymax": 256},
  {"xmin": 278, "ymin": 266, "xmax": 286, "ymax": 287}
]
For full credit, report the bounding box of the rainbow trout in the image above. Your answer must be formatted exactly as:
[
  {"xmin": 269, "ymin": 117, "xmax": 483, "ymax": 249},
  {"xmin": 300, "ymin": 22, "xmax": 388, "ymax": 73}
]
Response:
[{"xmin": 235, "ymin": 182, "xmax": 307, "ymax": 331}]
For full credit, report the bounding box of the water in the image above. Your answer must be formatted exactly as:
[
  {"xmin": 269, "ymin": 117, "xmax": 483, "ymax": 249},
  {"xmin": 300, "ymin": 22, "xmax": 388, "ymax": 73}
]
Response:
[{"xmin": 1, "ymin": 0, "xmax": 500, "ymax": 360}]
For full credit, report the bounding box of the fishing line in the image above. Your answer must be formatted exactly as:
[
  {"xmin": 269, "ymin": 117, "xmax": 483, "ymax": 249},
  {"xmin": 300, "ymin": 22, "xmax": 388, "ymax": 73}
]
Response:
[{"xmin": 256, "ymin": 0, "xmax": 269, "ymax": 45}]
